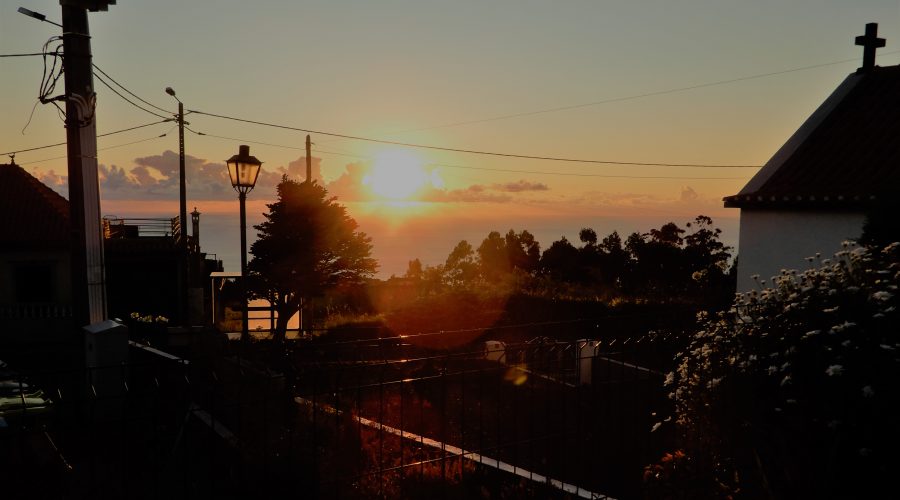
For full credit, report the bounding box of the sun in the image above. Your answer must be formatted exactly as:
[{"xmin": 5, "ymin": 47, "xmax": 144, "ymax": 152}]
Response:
[{"xmin": 363, "ymin": 149, "xmax": 430, "ymax": 200}]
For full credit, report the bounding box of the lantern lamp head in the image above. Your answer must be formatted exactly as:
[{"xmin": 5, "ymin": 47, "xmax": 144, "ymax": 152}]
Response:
[{"xmin": 226, "ymin": 145, "xmax": 262, "ymax": 194}]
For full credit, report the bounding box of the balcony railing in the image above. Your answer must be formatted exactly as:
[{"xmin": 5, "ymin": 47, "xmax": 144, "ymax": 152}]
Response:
[
  {"xmin": 102, "ymin": 216, "xmax": 204, "ymax": 255},
  {"xmin": 103, "ymin": 217, "xmax": 181, "ymax": 243},
  {"xmin": 0, "ymin": 303, "xmax": 73, "ymax": 320}
]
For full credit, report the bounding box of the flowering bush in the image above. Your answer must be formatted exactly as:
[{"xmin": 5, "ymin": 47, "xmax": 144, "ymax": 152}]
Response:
[
  {"xmin": 648, "ymin": 242, "xmax": 899, "ymax": 498},
  {"xmin": 129, "ymin": 312, "xmax": 169, "ymax": 324}
]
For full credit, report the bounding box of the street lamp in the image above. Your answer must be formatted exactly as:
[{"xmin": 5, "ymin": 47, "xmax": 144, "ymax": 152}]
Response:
[
  {"xmin": 165, "ymin": 87, "xmax": 189, "ymax": 325},
  {"xmin": 226, "ymin": 145, "xmax": 262, "ymax": 342}
]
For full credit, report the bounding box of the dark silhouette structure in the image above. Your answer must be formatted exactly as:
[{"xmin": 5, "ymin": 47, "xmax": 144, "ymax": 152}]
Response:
[
  {"xmin": 0, "ymin": 161, "xmax": 73, "ymax": 339},
  {"xmin": 725, "ymin": 23, "xmax": 900, "ymax": 291}
]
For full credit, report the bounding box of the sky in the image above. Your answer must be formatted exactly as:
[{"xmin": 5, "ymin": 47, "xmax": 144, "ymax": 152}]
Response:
[{"xmin": 2, "ymin": 1, "xmax": 899, "ymax": 276}]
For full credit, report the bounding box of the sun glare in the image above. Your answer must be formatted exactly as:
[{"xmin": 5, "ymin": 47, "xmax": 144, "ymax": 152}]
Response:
[{"xmin": 363, "ymin": 150, "xmax": 431, "ymax": 200}]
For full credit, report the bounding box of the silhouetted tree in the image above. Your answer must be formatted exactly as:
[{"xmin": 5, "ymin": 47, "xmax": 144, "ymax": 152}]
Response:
[
  {"xmin": 683, "ymin": 215, "xmax": 733, "ymax": 301},
  {"xmin": 477, "ymin": 231, "xmax": 509, "ymax": 281},
  {"xmin": 540, "ymin": 236, "xmax": 580, "ymax": 282},
  {"xmin": 404, "ymin": 259, "xmax": 423, "ymax": 280},
  {"xmin": 444, "ymin": 240, "xmax": 478, "ymax": 288},
  {"xmin": 248, "ymin": 178, "xmax": 377, "ymax": 341},
  {"xmin": 597, "ymin": 230, "xmax": 629, "ymax": 292},
  {"xmin": 505, "ymin": 229, "xmax": 541, "ymax": 274}
]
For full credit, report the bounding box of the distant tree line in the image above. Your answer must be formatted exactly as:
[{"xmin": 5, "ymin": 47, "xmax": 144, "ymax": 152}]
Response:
[{"xmin": 402, "ymin": 215, "xmax": 735, "ymax": 304}]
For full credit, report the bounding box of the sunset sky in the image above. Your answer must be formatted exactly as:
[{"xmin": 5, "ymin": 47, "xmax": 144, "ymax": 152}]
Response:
[{"xmin": 2, "ymin": 1, "xmax": 899, "ymax": 276}]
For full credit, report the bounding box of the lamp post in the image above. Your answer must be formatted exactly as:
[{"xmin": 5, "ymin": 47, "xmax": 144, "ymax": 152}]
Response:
[
  {"xmin": 165, "ymin": 87, "xmax": 189, "ymax": 325},
  {"xmin": 226, "ymin": 145, "xmax": 262, "ymax": 342}
]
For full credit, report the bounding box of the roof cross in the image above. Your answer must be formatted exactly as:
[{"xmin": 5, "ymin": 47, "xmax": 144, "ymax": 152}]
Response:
[{"xmin": 855, "ymin": 22, "xmax": 886, "ymax": 73}]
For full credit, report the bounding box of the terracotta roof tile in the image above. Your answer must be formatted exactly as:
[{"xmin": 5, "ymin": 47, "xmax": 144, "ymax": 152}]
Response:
[
  {"xmin": 725, "ymin": 65, "xmax": 900, "ymax": 208},
  {"xmin": 0, "ymin": 163, "xmax": 70, "ymax": 248}
]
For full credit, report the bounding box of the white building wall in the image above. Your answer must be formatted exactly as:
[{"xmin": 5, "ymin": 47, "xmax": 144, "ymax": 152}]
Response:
[{"xmin": 736, "ymin": 210, "xmax": 865, "ymax": 292}]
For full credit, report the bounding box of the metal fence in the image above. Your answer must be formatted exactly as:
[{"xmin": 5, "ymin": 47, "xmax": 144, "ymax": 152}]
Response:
[{"xmin": 1, "ymin": 328, "xmax": 683, "ymax": 499}]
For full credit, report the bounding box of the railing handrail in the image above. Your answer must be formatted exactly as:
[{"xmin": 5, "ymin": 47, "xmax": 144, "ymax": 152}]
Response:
[{"xmin": 103, "ymin": 216, "xmax": 181, "ymax": 240}]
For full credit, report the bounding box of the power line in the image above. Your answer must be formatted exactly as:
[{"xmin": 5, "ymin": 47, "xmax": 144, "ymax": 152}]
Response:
[
  {"xmin": 17, "ymin": 130, "xmax": 171, "ymax": 166},
  {"xmin": 91, "ymin": 63, "xmax": 174, "ymax": 115},
  {"xmin": 430, "ymin": 161, "xmax": 748, "ymax": 180},
  {"xmin": 97, "ymin": 120, "xmax": 173, "ymax": 138},
  {"xmin": 188, "ymin": 109, "xmax": 761, "ymax": 168},
  {"xmin": 93, "ymin": 72, "xmax": 171, "ymax": 120},
  {"xmin": 185, "ymin": 127, "xmax": 746, "ymax": 180},
  {"xmin": 313, "ymin": 147, "xmax": 747, "ymax": 180},
  {"xmin": 0, "ymin": 52, "xmax": 55, "ymax": 58},
  {"xmin": 1, "ymin": 119, "xmax": 171, "ymax": 156},
  {"xmin": 382, "ymin": 53, "xmax": 900, "ymax": 133}
]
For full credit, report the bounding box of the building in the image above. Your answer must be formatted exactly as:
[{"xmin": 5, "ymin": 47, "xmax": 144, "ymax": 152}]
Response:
[
  {"xmin": 0, "ymin": 160, "xmax": 222, "ymax": 339},
  {"xmin": 0, "ymin": 161, "xmax": 73, "ymax": 339},
  {"xmin": 724, "ymin": 24, "xmax": 900, "ymax": 291}
]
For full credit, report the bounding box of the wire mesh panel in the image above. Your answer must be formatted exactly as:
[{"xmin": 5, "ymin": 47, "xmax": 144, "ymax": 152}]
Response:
[{"xmin": 1, "ymin": 327, "xmax": 683, "ymax": 499}]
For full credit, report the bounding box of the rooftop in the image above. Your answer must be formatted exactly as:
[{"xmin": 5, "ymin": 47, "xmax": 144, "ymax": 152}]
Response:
[
  {"xmin": 0, "ymin": 162, "xmax": 70, "ymax": 249},
  {"xmin": 725, "ymin": 60, "xmax": 900, "ymax": 208}
]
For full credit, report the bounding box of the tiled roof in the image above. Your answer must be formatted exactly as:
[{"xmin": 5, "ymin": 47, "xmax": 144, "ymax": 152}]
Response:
[
  {"xmin": 725, "ymin": 65, "xmax": 900, "ymax": 208},
  {"xmin": 0, "ymin": 163, "xmax": 70, "ymax": 248}
]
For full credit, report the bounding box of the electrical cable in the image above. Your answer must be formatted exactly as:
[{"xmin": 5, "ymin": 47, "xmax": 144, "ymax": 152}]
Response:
[
  {"xmin": 17, "ymin": 131, "xmax": 171, "ymax": 166},
  {"xmin": 187, "ymin": 109, "xmax": 761, "ymax": 168},
  {"xmin": 0, "ymin": 52, "xmax": 54, "ymax": 58},
  {"xmin": 381, "ymin": 52, "xmax": 900, "ymax": 133},
  {"xmin": 93, "ymin": 72, "xmax": 171, "ymax": 120},
  {"xmin": 91, "ymin": 63, "xmax": 174, "ymax": 114},
  {"xmin": 184, "ymin": 127, "xmax": 747, "ymax": 180},
  {"xmin": 1, "ymin": 119, "xmax": 172, "ymax": 156}
]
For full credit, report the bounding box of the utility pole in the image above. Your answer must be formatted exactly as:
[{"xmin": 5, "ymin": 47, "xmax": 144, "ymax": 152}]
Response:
[
  {"xmin": 305, "ymin": 134, "xmax": 312, "ymax": 183},
  {"xmin": 165, "ymin": 87, "xmax": 189, "ymax": 326},
  {"xmin": 302, "ymin": 134, "xmax": 313, "ymax": 333},
  {"xmin": 61, "ymin": 1, "xmax": 113, "ymax": 327}
]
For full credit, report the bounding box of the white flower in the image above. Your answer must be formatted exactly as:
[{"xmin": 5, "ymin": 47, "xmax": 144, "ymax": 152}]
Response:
[
  {"xmin": 767, "ymin": 365, "xmax": 778, "ymax": 375},
  {"xmin": 651, "ymin": 422, "xmax": 662, "ymax": 433},
  {"xmin": 780, "ymin": 375, "xmax": 792, "ymax": 386},
  {"xmin": 664, "ymin": 372, "xmax": 675, "ymax": 386},
  {"xmin": 862, "ymin": 386, "xmax": 875, "ymax": 398},
  {"xmin": 825, "ymin": 365, "xmax": 844, "ymax": 376},
  {"xmin": 871, "ymin": 291, "xmax": 893, "ymax": 302}
]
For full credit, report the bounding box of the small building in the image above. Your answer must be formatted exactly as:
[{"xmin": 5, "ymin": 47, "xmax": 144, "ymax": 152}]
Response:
[
  {"xmin": 0, "ymin": 160, "xmax": 222, "ymax": 338},
  {"xmin": 724, "ymin": 24, "xmax": 900, "ymax": 291},
  {"xmin": 0, "ymin": 161, "xmax": 73, "ymax": 339}
]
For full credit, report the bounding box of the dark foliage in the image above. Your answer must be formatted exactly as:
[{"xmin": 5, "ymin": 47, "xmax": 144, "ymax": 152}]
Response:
[{"xmin": 248, "ymin": 178, "xmax": 377, "ymax": 341}]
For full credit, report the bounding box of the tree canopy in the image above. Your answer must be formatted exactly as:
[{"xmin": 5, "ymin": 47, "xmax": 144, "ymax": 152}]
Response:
[
  {"xmin": 248, "ymin": 178, "xmax": 377, "ymax": 341},
  {"xmin": 402, "ymin": 216, "xmax": 733, "ymax": 304}
]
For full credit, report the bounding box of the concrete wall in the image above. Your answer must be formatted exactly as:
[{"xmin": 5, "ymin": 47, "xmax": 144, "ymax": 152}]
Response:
[{"xmin": 736, "ymin": 210, "xmax": 865, "ymax": 292}]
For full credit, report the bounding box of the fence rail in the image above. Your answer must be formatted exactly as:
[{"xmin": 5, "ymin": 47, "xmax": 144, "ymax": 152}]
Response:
[{"xmin": 0, "ymin": 330, "xmax": 683, "ymax": 499}]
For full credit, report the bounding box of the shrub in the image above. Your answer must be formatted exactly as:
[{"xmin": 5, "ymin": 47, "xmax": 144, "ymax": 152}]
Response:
[{"xmin": 647, "ymin": 242, "xmax": 899, "ymax": 498}]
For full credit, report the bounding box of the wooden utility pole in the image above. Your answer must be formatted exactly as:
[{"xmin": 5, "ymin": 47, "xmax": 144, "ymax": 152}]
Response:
[
  {"xmin": 305, "ymin": 134, "xmax": 312, "ymax": 183},
  {"xmin": 62, "ymin": 1, "xmax": 111, "ymax": 326}
]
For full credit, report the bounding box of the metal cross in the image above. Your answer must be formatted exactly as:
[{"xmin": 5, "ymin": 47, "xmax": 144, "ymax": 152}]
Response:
[{"xmin": 855, "ymin": 23, "xmax": 886, "ymax": 72}]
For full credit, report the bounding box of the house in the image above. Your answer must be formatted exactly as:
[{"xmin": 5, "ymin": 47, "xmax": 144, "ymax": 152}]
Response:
[
  {"xmin": 0, "ymin": 160, "xmax": 73, "ymax": 339},
  {"xmin": 0, "ymin": 160, "xmax": 222, "ymax": 339},
  {"xmin": 724, "ymin": 24, "xmax": 900, "ymax": 292}
]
